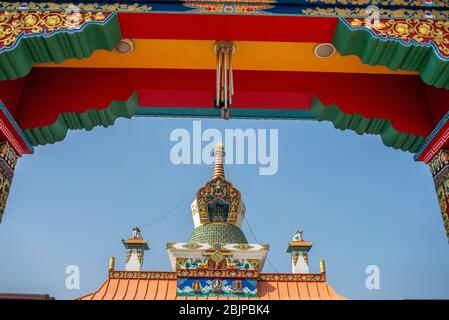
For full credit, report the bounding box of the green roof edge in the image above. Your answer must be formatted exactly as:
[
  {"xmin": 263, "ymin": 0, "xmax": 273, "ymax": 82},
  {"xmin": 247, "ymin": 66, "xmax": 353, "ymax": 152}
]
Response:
[
  {"xmin": 24, "ymin": 92, "xmax": 140, "ymax": 146},
  {"xmin": 310, "ymin": 96, "xmax": 425, "ymax": 153},
  {"xmin": 23, "ymin": 93, "xmax": 424, "ymax": 153},
  {"xmin": 332, "ymin": 18, "xmax": 449, "ymax": 90},
  {"xmin": 0, "ymin": 13, "xmax": 121, "ymax": 80}
]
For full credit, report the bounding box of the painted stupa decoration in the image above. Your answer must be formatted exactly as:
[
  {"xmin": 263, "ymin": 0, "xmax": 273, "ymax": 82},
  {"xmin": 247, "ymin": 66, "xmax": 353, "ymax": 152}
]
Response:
[
  {"xmin": 78, "ymin": 142, "xmax": 344, "ymax": 300},
  {"xmin": 189, "ymin": 142, "xmax": 248, "ymax": 245},
  {"xmin": 191, "ymin": 141, "xmax": 245, "ymax": 227},
  {"xmin": 168, "ymin": 141, "xmax": 268, "ymax": 298}
]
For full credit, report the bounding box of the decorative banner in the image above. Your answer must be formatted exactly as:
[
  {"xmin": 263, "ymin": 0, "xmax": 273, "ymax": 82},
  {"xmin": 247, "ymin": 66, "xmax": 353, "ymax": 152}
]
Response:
[
  {"xmin": 177, "ymin": 277, "xmax": 257, "ymax": 298},
  {"xmin": 345, "ymin": 18, "xmax": 449, "ymax": 60},
  {"xmin": 0, "ymin": 10, "xmax": 111, "ymax": 52}
]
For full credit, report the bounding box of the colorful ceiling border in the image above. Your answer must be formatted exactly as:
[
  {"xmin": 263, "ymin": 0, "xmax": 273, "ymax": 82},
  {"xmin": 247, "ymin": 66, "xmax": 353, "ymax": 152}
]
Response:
[
  {"xmin": 333, "ymin": 18, "xmax": 449, "ymax": 89},
  {"xmin": 0, "ymin": 2, "xmax": 448, "ymax": 19},
  {"xmin": 0, "ymin": 10, "xmax": 121, "ymax": 80}
]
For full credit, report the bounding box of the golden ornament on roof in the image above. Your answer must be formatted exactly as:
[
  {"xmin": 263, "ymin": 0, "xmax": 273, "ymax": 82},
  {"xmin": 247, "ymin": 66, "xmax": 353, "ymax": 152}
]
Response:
[{"xmin": 211, "ymin": 251, "xmax": 224, "ymax": 263}]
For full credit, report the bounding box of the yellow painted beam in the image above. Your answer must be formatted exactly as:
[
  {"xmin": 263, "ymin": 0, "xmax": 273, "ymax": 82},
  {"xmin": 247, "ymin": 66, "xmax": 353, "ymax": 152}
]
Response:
[{"xmin": 36, "ymin": 39, "xmax": 417, "ymax": 75}]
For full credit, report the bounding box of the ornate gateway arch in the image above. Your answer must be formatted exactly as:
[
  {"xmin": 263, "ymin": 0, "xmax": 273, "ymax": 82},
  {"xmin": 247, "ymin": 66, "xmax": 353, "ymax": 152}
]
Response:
[{"xmin": 0, "ymin": 0, "xmax": 448, "ymax": 240}]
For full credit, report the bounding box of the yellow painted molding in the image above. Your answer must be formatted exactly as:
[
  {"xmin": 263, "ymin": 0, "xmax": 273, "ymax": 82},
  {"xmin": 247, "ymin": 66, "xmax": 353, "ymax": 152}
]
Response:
[{"xmin": 36, "ymin": 39, "xmax": 417, "ymax": 75}]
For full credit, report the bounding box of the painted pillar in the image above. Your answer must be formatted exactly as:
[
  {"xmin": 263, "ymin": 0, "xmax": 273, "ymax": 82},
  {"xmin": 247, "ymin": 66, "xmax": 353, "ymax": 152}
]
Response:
[
  {"xmin": 285, "ymin": 230, "xmax": 313, "ymax": 274},
  {"xmin": 122, "ymin": 227, "xmax": 149, "ymax": 271},
  {"xmin": 0, "ymin": 141, "xmax": 18, "ymax": 223},
  {"xmin": 429, "ymin": 150, "xmax": 449, "ymax": 241}
]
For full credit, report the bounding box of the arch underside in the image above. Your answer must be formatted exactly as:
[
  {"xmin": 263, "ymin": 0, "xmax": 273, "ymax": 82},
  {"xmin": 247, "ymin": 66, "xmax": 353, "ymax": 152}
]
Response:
[
  {"xmin": 0, "ymin": 10, "xmax": 449, "ymax": 156},
  {"xmin": 3, "ymin": 66, "xmax": 446, "ymax": 154},
  {"xmin": 20, "ymin": 89, "xmax": 427, "ymax": 154}
]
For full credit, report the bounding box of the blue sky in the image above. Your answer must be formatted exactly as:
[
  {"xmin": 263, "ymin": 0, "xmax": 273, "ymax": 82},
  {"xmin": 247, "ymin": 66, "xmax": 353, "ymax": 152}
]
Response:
[{"xmin": 0, "ymin": 117, "xmax": 448, "ymax": 300}]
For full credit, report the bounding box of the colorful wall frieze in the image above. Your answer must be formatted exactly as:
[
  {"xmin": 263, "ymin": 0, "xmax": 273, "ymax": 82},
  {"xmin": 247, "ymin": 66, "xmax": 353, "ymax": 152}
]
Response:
[
  {"xmin": 303, "ymin": 0, "xmax": 440, "ymax": 5},
  {"xmin": 0, "ymin": 10, "xmax": 112, "ymax": 52},
  {"xmin": 177, "ymin": 268, "xmax": 259, "ymax": 278},
  {"xmin": 0, "ymin": 2, "xmax": 152, "ymax": 12},
  {"xmin": 0, "ymin": 1, "xmax": 448, "ymax": 19},
  {"xmin": 182, "ymin": 0, "xmax": 274, "ymax": 14},
  {"xmin": 177, "ymin": 277, "xmax": 257, "ymax": 297},
  {"xmin": 334, "ymin": 18, "xmax": 449, "ymax": 89},
  {"xmin": 176, "ymin": 257, "xmax": 260, "ymax": 270},
  {"xmin": 345, "ymin": 18, "xmax": 449, "ymax": 60},
  {"xmin": 108, "ymin": 270, "xmax": 326, "ymax": 281},
  {"xmin": 0, "ymin": 10, "xmax": 121, "ymax": 80},
  {"xmin": 109, "ymin": 270, "xmax": 177, "ymax": 279},
  {"xmin": 183, "ymin": 2, "xmax": 273, "ymax": 14},
  {"xmin": 301, "ymin": 8, "xmax": 449, "ymax": 19},
  {"xmin": 259, "ymin": 273, "xmax": 325, "ymax": 282}
]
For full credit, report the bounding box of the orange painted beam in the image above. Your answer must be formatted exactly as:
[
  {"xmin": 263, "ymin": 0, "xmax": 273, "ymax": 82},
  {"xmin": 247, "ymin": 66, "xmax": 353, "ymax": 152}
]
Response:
[{"xmin": 36, "ymin": 40, "xmax": 417, "ymax": 75}]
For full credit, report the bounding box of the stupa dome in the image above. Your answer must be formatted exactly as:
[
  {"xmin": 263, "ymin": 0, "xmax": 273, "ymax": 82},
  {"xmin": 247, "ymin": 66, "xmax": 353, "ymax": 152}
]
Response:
[{"xmin": 188, "ymin": 222, "xmax": 248, "ymax": 244}]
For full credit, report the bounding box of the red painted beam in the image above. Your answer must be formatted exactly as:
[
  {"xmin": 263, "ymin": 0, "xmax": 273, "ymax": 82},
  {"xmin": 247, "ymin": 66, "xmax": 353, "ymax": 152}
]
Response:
[
  {"xmin": 137, "ymin": 90, "xmax": 313, "ymax": 109},
  {"xmin": 424, "ymin": 85, "xmax": 449, "ymax": 125},
  {"xmin": 9, "ymin": 68, "xmax": 434, "ymax": 137},
  {"xmin": 118, "ymin": 13, "xmax": 338, "ymax": 42},
  {"xmin": 0, "ymin": 78, "xmax": 25, "ymax": 117}
]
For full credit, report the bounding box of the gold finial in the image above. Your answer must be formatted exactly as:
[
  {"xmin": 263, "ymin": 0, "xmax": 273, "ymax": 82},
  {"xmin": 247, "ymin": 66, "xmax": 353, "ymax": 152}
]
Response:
[
  {"xmin": 109, "ymin": 255, "xmax": 116, "ymax": 271},
  {"xmin": 320, "ymin": 258, "xmax": 326, "ymax": 273},
  {"xmin": 212, "ymin": 141, "xmax": 225, "ymax": 179}
]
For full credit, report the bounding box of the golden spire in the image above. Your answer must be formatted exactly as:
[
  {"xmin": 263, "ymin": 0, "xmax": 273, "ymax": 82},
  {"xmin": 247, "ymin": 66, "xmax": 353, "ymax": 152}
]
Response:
[{"xmin": 212, "ymin": 141, "xmax": 225, "ymax": 179}]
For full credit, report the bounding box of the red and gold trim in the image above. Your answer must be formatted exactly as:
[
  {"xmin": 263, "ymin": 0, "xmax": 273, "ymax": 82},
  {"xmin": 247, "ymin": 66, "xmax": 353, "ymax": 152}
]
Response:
[
  {"xmin": 177, "ymin": 269, "xmax": 258, "ymax": 279},
  {"xmin": 346, "ymin": 18, "xmax": 449, "ymax": 60},
  {"xmin": 108, "ymin": 270, "xmax": 326, "ymax": 282},
  {"xmin": 259, "ymin": 273, "xmax": 326, "ymax": 282},
  {"xmin": 0, "ymin": 10, "xmax": 109, "ymax": 52},
  {"xmin": 183, "ymin": 2, "xmax": 274, "ymax": 14},
  {"xmin": 109, "ymin": 271, "xmax": 177, "ymax": 280}
]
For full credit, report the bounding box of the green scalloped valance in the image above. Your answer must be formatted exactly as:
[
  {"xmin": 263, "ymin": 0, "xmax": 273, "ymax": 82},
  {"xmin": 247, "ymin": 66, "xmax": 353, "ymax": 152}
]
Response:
[
  {"xmin": 0, "ymin": 11, "xmax": 121, "ymax": 80},
  {"xmin": 24, "ymin": 92, "xmax": 424, "ymax": 153},
  {"xmin": 332, "ymin": 18, "xmax": 449, "ymax": 90},
  {"xmin": 310, "ymin": 96, "xmax": 425, "ymax": 153},
  {"xmin": 24, "ymin": 93, "xmax": 139, "ymax": 146}
]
